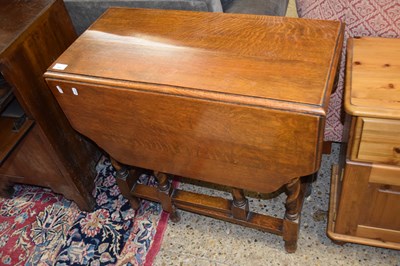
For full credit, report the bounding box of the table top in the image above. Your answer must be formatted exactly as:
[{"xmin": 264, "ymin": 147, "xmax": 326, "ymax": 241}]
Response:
[
  {"xmin": 0, "ymin": 0, "xmax": 55, "ymax": 56},
  {"xmin": 345, "ymin": 37, "xmax": 400, "ymax": 119},
  {"xmin": 47, "ymin": 7, "xmax": 343, "ymax": 116}
]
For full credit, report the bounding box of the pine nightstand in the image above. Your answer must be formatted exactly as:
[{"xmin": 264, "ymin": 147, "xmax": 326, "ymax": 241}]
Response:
[{"xmin": 328, "ymin": 37, "xmax": 400, "ymax": 250}]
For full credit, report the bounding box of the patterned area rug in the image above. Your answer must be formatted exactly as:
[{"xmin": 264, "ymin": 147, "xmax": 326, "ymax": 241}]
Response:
[{"xmin": 0, "ymin": 157, "xmax": 169, "ymax": 266}]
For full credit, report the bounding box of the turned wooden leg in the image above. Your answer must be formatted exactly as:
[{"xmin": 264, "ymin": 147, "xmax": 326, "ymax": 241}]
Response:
[
  {"xmin": 231, "ymin": 188, "xmax": 249, "ymax": 221},
  {"xmin": 111, "ymin": 158, "xmax": 141, "ymax": 210},
  {"xmin": 0, "ymin": 180, "xmax": 14, "ymax": 198},
  {"xmin": 154, "ymin": 171, "xmax": 180, "ymax": 222},
  {"xmin": 283, "ymin": 177, "xmax": 301, "ymax": 253}
]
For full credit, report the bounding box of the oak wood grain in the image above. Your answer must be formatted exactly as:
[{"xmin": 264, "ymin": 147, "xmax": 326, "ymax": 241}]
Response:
[
  {"xmin": 133, "ymin": 184, "xmax": 284, "ymax": 235},
  {"xmin": 45, "ymin": 11, "xmax": 344, "ymax": 191},
  {"xmin": 44, "ymin": 8, "xmax": 344, "ymax": 251},
  {"xmin": 48, "ymin": 8, "xmax": 343, "ymax": 111},
  {"xmin": 46, "ymin": 78, "xmax": 323, "ymax": 193}
]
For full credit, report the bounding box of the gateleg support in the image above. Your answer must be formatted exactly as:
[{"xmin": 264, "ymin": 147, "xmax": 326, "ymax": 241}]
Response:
[
  {"xmin": 231, "ymin": 188, "xmax": 249, "ymax": 221},
  {"xmin": 283, "ymin": 177, "xmax": 301, "ymax": 253},
  {"xmin": 154, "ymin": 171, "xmax": 180, "ymax": 222},
  {"xmin": 111, "ymin": 158, "xmax": 141, "ymax": 210}
]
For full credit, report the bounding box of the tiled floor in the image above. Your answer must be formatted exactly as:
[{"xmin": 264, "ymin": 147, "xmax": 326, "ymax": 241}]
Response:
[{"xmin": 154, "ymin": 143, "xmax": 399, "ymax": 265}]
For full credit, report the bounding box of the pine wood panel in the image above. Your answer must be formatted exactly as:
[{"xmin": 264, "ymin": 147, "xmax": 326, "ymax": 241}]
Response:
[
  {"xmin": 330, "ymin": 37, "xmax": 400, "ymax": 249},
  {"xmin": 345, "ymin": 37, "xmax": 400, "ymax": 119},
  {"xmin": 356, "ymin": 225, "xmax": 400, "ymax": 244},
  {"xmin": 335, "ymin": 160, "xmax": 371, "ymax": 236},
  {"xmin": 358, "ymin": 181, "xmax": 400, "ymax": 232},
  {"xmin": 328, "ymin": 164, "xmax": 400, "ymax": 250},
  {"xmin": 370, "ymin": 164, "xmax": 400, "ymax": 187},
  {"xmin": 335, "ymin": 160, "xmax": 400, "ymax": 239},
  {"xmin": 351, "ymin": 117, "xmax": 400, "ymax": 166}
]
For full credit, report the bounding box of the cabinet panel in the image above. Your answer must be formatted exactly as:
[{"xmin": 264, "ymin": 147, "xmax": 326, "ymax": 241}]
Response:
[
  {"xmin": 0, "ymin": 0, "xmax": 98, "ymax": 211},
  {"xmin": 356, "ymin": 225, "xmax": 400, "ymax": 244},
  {"xmin": 335, "ymin": 160, "xmax": 370, "ymax": 236},
  {"xmin": 334, "ymin": 160, "xmax": 400, "ymax": 247},
  {"xmin": 0, "ymin": 75, "xmax": 13, "ymax": 112},
  {"xmin": 352, "ymin": 117, "xmax": 400, "ymax": 166},
  {"xmin": 358, "ymin": 182, "xmax": 400, "ymax": 232},
  {"xmin": 0, "ymin": 124, "xmax": 63, "ymax": 186},
  {"xmin": 0, "ymin": 117, "xmax": 34, "ymax": 164},
  {"xmin": 370, "ymin": 164, "xmax": 400, "ymax": 187},
  {"xmin": 329, "ymin": 37, "xmax": 400, "ymax": 250}
]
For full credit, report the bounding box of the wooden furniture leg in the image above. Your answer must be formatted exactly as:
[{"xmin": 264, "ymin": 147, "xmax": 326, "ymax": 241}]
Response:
[
  {"xmin": 132, "ymin": 176, "xmax": 309, "ymax": 252},
  {"xmin": 231, "ymin": 188, "xmax": 249, "ymax": 220},
  {"xmin": 283, "ymin": 177, "xmax": 301, "ymax": 253},
  {"xmin": 111, "ymin": 158, "xmax": 141, "ymax": 210},
  {"xmin": 154, "ymin": 171, "xmax": 180, "ymax": 222}
]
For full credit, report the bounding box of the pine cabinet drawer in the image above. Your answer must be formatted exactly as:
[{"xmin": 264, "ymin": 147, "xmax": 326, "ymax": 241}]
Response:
[{"xmin": 351, "ymin": 117, "xmax": 400, "ymax": 166}]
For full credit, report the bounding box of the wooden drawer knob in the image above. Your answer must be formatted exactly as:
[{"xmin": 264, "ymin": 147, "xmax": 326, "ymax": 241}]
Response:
[{"xmin": 394, "ymin": 147, "xmax": 400, "ymax": 154}]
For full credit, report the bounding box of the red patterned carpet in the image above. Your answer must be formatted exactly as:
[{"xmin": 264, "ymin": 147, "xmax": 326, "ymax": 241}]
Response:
[{"xmin": 0, "ymin": 157, "xmax": 169, "ymax": 265}]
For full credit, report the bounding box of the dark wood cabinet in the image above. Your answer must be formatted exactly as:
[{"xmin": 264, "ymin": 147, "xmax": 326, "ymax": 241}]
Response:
[{"xmin": 0, "ymin": 0, "xmax": 99, "ymax": 211}]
